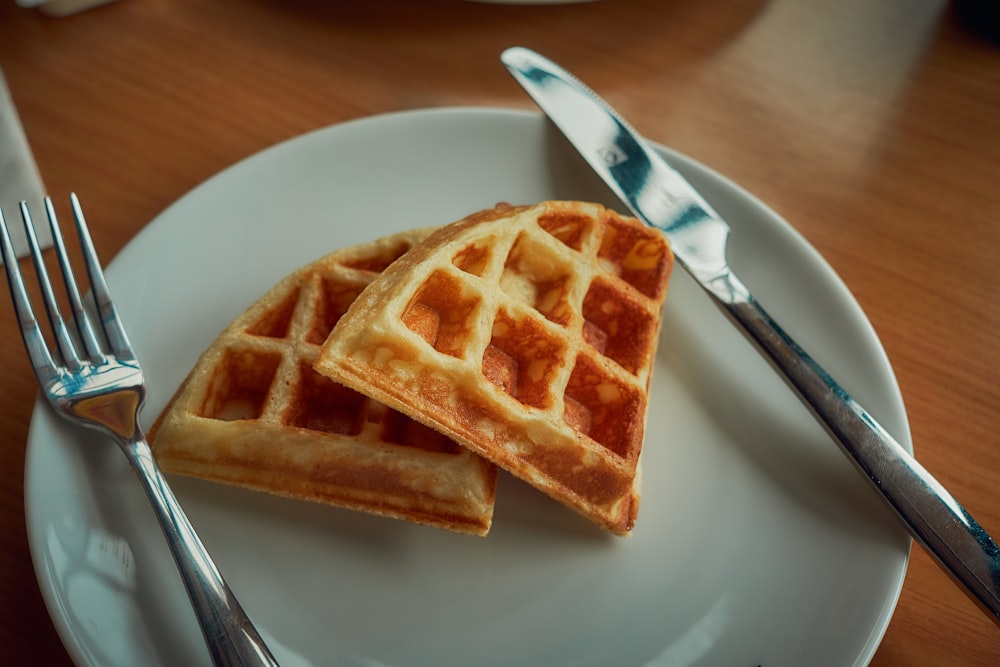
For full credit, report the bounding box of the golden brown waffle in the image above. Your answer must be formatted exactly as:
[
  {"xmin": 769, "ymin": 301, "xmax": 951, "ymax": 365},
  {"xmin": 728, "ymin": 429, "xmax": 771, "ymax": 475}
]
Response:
[
  {"xmin": 315, "ymin": 201, "xmax": 673, "ymax": 535},
  {"xmin": 150, "ymin": 228, "xmax": 498, "ymax": 536}
]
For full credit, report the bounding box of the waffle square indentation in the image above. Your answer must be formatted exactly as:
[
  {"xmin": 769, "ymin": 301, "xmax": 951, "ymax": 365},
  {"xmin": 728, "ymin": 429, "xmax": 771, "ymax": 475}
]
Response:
[
  {"xmin": 499, "ymin": 233, "xmax": 573, "ymax": 326},
  {"xmin": 598, "ymin": 218, "xmax": 670, "ymax": 300},
  {"xmin": 563, "ymin": 354, "xmax": 642, "ymax": 458},
  {"xmin": 452, "ymin": 241, "xmax": 491, "ymax": 277},
  {"xmin": 483, "ymin": 309, "xmax": 564, "ymax": 409},
  {"xmin": 537, "ymin": 210, "xmax": 593, "ymax": 251},
  {"xmin": 306, "ymin": 278, "xmax": 366, "ymax": 345},
  {"xmin": 582, "ymin": 277, "xmax": 656, "ymax": 375},
  {"xmin": 284, "ymin": 363, "xmax": 366, "ymax": 435},
  {"xmin": 401, "ymin": 270, "xmax": 480, "ymax": 358},
  {"xmin": 245, "ymin": 288, "xmax": 299, "ymax": 340},
  {"xmin": 198, "ymin": 348, "xmax": 281, "ymax": 421}
]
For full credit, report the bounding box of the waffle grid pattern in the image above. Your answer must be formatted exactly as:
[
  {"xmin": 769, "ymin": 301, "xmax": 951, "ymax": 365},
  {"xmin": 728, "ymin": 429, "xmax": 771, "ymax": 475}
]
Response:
[
  {"xmin": 151, "ymin": 230, "xmax": 498, "ymax": 536},
  {"xmin": 198, "ymin": 267, "xmax": 461, "ymax": 456},
  {"xmin": 317, "ymin": 202, "xmax": 672, "ymax": 534},
  {"xmin": 402, "ymin": 206, "xmax": 666, "ymax": 463}
]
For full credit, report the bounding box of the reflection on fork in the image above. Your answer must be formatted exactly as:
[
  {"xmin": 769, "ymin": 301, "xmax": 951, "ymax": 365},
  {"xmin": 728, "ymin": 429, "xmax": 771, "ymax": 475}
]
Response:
[{"xmin": 0, "ymin": 194, "xmax": 280, "ymax": 667}]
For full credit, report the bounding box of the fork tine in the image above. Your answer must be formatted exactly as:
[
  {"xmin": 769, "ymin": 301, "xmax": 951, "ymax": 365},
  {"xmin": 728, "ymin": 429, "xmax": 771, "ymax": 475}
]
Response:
[
  {"xmin": 69, "ymin": 193, "xmax": 137, "ymax": 363},
  {"xmin": 0, "ymin": 207, "xmax": 61, "ymax": 384},
  {"xmin": 45, "ymin": 196, "xmax": 106, "ymax": 364},
  {"xmin": 20, "ymin": 200, "xmax": 84, "ymax": 372}
]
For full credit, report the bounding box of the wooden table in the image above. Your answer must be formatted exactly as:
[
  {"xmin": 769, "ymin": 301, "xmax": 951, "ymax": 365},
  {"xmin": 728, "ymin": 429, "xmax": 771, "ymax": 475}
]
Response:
[{"xmin": 1, "ymin": 0, "xmax": 997, "ymax": 664}]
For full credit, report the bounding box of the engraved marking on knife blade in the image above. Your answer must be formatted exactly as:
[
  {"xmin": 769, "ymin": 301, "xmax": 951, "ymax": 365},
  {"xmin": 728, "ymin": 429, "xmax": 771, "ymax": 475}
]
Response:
[{"xmin": 598, "ymin": 146, "xmax": 628, "ymax": 167}]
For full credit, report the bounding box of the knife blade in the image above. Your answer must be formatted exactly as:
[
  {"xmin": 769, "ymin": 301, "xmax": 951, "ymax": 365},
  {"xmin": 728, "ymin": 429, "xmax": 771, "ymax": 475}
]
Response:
[{"xmin": 501, "ymin": 45, "xmax": 1000, "ymax": 624}]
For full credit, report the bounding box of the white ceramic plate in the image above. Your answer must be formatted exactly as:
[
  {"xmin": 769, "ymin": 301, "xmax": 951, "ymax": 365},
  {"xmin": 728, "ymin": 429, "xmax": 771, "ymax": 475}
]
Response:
[{"xmin": 25, "ymin": 108, "xmax": 911, "ymax": 667}]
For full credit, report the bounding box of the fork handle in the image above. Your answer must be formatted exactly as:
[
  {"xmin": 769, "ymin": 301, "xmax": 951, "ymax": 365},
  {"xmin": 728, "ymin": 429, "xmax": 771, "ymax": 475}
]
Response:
[
  {"xmin": 118, "ymin": 435, "xmax": 281, "ymax": 666},
  {"xmin": 712, "ymin": 271, "xmax": 1000, "ymax": 625}
]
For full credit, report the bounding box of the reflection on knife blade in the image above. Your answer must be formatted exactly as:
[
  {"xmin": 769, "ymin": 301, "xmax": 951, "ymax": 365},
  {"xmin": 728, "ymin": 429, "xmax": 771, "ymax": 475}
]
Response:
[{"xmin": 501, "ymin": 45, "xmax": 1000, "ymax": 625}]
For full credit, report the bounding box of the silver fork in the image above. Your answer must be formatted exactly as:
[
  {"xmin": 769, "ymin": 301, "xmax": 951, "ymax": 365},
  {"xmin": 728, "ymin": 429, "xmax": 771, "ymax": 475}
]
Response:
[{"xmin": 0, "ymin": 194, "xmax": 280, "ymax": 667}]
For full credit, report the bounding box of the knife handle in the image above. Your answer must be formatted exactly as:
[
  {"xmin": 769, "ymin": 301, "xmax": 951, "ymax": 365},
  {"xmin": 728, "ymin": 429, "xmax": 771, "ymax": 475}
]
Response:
[{"xmin": 712, "ymin": 271, "xmax": 1000, "ymax": 625}]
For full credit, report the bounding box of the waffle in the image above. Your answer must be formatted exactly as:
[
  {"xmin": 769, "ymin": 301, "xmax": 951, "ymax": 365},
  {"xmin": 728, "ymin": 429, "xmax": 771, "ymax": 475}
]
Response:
[
  {"xmin": 315, "ymin": 201, "xmax": 673, "ymax": 534},
  {"xmin": 149, "ymin": 228, "xmax": 498, "ymax": 536}
]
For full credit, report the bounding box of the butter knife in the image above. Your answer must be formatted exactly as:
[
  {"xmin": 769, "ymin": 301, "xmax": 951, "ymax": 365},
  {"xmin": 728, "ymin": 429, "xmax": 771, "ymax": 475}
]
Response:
[{"xmin": 501, "ymin": 45, "xmax": 1000, "ymax": 624}]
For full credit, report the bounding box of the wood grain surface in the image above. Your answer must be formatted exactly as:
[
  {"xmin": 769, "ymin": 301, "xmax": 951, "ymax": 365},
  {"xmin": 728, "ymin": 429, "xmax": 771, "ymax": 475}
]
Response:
[{"xmin": 0, "ymin": 0, "xmax": 997, "ymax": 664}]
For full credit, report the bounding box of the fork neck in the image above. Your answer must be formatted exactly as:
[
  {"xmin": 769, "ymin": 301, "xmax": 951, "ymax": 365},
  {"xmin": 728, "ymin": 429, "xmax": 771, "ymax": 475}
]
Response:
[{"xmin": 69, "ymin": 387, "xmax": 144, "ymax": 441}]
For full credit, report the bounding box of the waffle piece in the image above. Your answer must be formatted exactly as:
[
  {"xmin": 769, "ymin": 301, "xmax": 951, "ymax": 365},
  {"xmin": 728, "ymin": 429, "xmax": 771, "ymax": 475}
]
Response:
[
  {"xmin": 315, "ymin": 201, "xmax": 673, "ymax": 535},
  {"xmin": 150, "ymin": 228, "xmax": 498, "ymax": 536}
]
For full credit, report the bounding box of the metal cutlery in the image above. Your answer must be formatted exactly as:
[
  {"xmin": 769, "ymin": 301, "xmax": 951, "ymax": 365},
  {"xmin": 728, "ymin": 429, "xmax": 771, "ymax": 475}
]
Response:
[
  {"xmin": 502, "ymin": 45, "xmax": 1000, "ymax": 624},
  {"xmin": 0, "ymin": 194, "xmax": 281, "ymax": 666}
]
